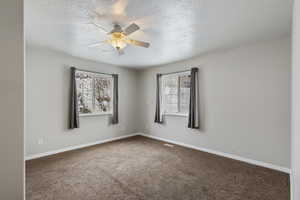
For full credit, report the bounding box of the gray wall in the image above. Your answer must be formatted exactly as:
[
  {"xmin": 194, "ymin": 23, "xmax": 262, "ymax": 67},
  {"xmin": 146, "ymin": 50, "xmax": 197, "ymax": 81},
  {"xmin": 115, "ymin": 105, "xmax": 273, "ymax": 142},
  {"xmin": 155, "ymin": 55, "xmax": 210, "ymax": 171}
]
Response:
[
  {"xmin": 0, "ymin": 0, "xmax": 24, "ymax": 199},
  {"xmin": 292, "ymin": 0, "xmax": 300, "ymax": 198},
  {"xmin": 26, "ymin": 37, "xmax": 291, "ymax": 170},
  {"xmin": 137, "ymin": 37, "xmax": 291, "ymax": 168},
  {"xmin": 25, "ymin": 46, "xmax": 139, "ymax": 157}
]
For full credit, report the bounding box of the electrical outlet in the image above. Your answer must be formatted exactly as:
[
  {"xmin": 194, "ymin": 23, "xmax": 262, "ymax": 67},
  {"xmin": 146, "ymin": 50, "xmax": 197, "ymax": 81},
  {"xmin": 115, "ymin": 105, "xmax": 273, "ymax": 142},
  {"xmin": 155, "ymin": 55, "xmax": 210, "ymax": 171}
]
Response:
[{"xmin": 38, "ymin": 138, "xmax": 44, "ymax": 145}]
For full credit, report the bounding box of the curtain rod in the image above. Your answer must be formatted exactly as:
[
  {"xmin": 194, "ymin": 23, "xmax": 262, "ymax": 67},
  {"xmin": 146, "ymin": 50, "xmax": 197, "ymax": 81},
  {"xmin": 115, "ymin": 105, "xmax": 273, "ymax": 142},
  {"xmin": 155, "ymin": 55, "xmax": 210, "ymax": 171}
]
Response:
[
  {"xmin": 74, "ymin": 67, "xmax": 115, "ymax": 76},
  {"xmin": 161, "ymin": 69, "xmax": 191, "ymax": 76}
]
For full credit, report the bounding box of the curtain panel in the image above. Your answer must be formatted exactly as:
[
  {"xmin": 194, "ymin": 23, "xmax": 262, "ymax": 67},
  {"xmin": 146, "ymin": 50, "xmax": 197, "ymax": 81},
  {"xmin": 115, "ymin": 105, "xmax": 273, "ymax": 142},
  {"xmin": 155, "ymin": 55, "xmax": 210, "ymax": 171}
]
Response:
[
  {"xmin": 69, "ymin": 67, "xmax": 79, "ymax": 129},
  {"xmin": 111, "ymin": 74, "xmax": 119, "ymax": 124},
  {"xmin": 188, "ymin": 68, "xmax": 200, "ymax": 129},
  {"xmin": 154, "ymin": 74, "xmax": 163, "ymax": 124}
]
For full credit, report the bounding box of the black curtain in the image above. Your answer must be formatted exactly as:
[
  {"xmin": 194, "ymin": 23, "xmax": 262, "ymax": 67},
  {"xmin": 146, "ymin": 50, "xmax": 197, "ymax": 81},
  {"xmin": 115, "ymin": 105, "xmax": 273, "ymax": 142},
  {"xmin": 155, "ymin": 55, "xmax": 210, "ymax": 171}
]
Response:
[
  {"xmin": 188, "ymin": 68, "xmax": 200, "ymax": 129},
  {"xmin": 154, "ymin": 74, "xmax": 163, "ymax": 123},
  {"xmin": 111, "ymin": 74, "xmax": 119, "ymax": 124},
  {"xmin": 69, "ymin": 67, "xmax": 79, "ymax": 129}
]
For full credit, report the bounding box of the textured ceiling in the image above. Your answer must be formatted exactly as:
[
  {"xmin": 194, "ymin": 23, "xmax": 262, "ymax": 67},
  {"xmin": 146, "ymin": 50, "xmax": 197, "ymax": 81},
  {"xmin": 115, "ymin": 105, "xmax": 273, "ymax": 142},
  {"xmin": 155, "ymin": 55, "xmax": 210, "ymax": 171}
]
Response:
[{"xmin": 25, "ymin": 0, "xmax": 293, "ymax": 68}]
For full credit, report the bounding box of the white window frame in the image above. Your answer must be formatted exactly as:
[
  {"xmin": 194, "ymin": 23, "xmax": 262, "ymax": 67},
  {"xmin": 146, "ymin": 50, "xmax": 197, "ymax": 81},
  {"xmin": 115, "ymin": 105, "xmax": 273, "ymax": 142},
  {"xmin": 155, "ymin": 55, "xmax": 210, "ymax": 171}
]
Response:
[
  {"xmin": 161, "ymin": 71, "xmax": 190, "ymax": 117},
  {"xmin": 76, "ymin": 70, "xmax": 114, "ymax": 117}
]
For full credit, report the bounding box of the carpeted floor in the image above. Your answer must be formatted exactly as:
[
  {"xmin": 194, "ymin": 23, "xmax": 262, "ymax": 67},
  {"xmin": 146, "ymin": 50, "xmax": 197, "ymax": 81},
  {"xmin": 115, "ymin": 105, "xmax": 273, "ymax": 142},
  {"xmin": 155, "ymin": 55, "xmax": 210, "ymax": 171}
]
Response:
[{"xmin": 26, "ymin": 136, "xmax": 290, "ymax": 200}]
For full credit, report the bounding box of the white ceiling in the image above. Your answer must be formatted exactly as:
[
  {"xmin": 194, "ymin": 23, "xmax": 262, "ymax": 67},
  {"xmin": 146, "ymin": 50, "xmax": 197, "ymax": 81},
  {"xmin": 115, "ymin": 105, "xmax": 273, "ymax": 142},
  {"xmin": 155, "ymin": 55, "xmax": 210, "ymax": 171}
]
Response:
[{"xmin": 25, "ymin": 0, "xmax": 293, "ymax": 68}]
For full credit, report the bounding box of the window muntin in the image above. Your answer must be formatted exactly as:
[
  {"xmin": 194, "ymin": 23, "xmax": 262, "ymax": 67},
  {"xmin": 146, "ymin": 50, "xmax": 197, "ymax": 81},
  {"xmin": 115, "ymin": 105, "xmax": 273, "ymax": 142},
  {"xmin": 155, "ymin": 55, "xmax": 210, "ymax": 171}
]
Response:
[
  {"xmin": 162, "ymin": 72, "xmax": 191, "ymax": 115},
  {"xmin": 75, "ymin": 71, "xmax": 113, "ymax": 116}
]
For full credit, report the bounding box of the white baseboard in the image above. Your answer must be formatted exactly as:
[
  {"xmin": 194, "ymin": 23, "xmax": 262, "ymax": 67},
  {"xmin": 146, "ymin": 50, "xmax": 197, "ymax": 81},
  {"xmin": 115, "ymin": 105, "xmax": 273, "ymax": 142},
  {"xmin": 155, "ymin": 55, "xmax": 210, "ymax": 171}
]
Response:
[
  {"xmin": 290, "ymin": 171, "xmax": 294, "ymax": 200},
  {"xmin": 25, "ymin": 133, "xmax": 291, "ymax": 174},
  {"xmin": 139, "ymin": 133, "xmax": 291, "ymax": 174},
  {"xmin": 25, "ymin": 133, "xmax": 139, "ymax": 160}
]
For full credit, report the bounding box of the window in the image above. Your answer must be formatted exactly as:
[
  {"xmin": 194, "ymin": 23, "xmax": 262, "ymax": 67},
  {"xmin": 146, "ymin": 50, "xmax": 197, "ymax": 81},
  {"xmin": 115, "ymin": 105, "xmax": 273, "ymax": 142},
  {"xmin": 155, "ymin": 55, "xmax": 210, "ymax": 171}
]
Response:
[
  {"xmin": 161, "ymin": 72, "xmax": 191, "ymax": 116},
  {"xmin": 75, "ymin": 70, "xmax": 113, "ymax": 116}
]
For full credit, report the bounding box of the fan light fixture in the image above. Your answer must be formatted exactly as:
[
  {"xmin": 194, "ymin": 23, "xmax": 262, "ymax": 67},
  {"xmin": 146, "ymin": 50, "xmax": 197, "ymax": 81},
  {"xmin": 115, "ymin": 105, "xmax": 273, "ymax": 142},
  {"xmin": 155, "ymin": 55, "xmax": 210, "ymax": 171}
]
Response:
[
  {"xmin": 89, "ymin": 22, "xmax": 150, "ymax": 55},
  {"xmin": 109, "ymin": 32, "xmax": 127, "ymax": 50}
]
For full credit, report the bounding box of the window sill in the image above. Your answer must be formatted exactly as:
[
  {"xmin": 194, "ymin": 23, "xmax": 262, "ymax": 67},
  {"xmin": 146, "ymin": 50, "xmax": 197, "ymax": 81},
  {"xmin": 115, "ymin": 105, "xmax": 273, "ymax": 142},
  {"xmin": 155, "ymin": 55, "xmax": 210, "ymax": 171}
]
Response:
[
  {"xmin": 164, "ymin": 113, "xmax": 188, "ymax": 117},
  {"xmin": 79, "ymin": 113, "xmax": 112, "ymax": 117}
]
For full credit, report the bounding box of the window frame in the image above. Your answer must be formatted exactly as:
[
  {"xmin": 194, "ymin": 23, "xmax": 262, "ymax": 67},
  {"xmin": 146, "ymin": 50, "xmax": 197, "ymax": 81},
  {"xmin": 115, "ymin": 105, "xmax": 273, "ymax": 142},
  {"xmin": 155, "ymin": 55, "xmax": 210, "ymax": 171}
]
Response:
[
  {"xmin": 76, "ymin": 70, "xmax": 114, "ymax": 117},
  {"xmin": 161, "ymin": 71, "xmax": 191, "ymax": 117}
]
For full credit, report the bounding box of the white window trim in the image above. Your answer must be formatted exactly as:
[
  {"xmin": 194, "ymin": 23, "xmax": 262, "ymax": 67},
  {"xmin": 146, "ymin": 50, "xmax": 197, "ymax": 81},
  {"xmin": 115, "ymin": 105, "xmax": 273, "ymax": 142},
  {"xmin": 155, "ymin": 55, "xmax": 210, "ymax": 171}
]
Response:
[
  {"xmin": 162, "ymin": 71, "xmax": 190, "ymax": 78},
  {"xmin": 79, "ymin": 112, "xmax": 113, "ymax": 117},
  {"xmin": 161, "ymin": 71, "xmax": 190, "ymax": 117},
  {"xmin": 76, "ymin": 70, "xmax": 114, "ymax": 116},
  {"xmin": 164, "ymin": 112, "xmax": 188, "ymax": 117}
]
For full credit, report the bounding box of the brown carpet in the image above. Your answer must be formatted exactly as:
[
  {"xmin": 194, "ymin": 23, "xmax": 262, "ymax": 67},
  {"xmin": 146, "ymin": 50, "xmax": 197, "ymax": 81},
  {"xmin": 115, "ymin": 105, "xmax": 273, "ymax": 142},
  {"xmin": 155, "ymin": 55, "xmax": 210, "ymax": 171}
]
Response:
[{"xmin": 26, "ymin": 136, "xmax": 290, "ymax": 200}]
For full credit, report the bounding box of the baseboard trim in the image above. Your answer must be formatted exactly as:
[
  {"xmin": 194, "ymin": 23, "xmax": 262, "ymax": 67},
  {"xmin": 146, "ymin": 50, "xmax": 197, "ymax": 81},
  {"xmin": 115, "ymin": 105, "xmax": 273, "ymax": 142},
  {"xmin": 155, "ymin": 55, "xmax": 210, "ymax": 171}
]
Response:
[
  {"xmin": 25, "ymin": 133, "xmax": 139, "ymax": 160},
  {"xmin": 290, "ymin": 171, "xmax": 294, "ymax": 199},
  {"xmin": 25, "ymin": 133, "xmax": 291, "ymax": 174},
  {"xmin": 139, "ymin": 133, "xmax": 291, "ymax": 174}
]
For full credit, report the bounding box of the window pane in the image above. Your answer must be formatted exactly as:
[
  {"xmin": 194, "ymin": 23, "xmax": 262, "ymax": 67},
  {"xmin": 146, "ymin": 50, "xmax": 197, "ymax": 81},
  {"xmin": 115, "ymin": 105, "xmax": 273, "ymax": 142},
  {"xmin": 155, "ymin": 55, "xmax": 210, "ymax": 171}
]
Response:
[
  {"xmin": 94, "ymin": 76, "xmax": 112, "ymax": 113},
  {"xmin": 76, "ymin": 71, "xmax": 93, "ymax": 114},
  {"xmin": 179, "ymin": 74, "xmax": 190, "ymax": 114},
  {"xmin": 162, "ymin": 75, "xmax": 178, "ymax": 113}
]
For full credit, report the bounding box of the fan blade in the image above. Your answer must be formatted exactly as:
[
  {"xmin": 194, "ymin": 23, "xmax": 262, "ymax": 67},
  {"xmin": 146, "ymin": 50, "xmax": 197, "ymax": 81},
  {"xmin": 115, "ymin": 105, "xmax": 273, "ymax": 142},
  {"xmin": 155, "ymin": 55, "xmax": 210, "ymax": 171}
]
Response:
[
  {"xmin": 88, "ymin": 40, "xmax": 109, "ymax": 48},
  {"xmin": 89, "ymin": 22, "xmax": 108, "ymax": 33},
  {"xmin": 124, "ymin": 23, "xmax": 140, "ymax": 35},
  {"xmin": 92, "ymin": 10, "xmax": 132, "ymax": 25},
  {"xmin": 125, "ymin": 39, "xmax": 150, "ymax": 48},
  {"xmin": 88, "ymin": 43, "xmax": 102, "ymax": 48},
  {"xmin": 113, "ymin": 0, "xmax": 128, "ymax": 15}
]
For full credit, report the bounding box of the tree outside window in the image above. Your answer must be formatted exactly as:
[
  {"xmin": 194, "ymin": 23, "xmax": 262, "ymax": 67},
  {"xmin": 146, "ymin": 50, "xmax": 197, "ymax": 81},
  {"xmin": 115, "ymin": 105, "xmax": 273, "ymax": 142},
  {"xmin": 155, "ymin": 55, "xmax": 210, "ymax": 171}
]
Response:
[{"xmin": 75, "ymin": 71, "xmax": 113, "ymax": 115}]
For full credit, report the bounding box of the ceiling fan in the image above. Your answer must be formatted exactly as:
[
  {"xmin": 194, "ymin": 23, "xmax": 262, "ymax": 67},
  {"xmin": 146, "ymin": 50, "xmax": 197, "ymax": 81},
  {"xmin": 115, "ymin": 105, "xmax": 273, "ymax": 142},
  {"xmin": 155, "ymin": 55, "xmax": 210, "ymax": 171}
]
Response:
[{"xmin": 89, "ymin": 22, "xmax": 150, "ymax": 55}]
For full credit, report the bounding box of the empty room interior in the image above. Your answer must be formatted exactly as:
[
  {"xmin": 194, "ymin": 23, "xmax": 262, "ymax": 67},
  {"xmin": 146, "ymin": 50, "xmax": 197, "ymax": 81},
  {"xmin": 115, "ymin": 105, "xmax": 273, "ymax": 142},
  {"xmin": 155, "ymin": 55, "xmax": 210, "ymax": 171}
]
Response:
[{"xmin": 4, "ymin": 0, "xmax": 300, "ymax": 199}]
